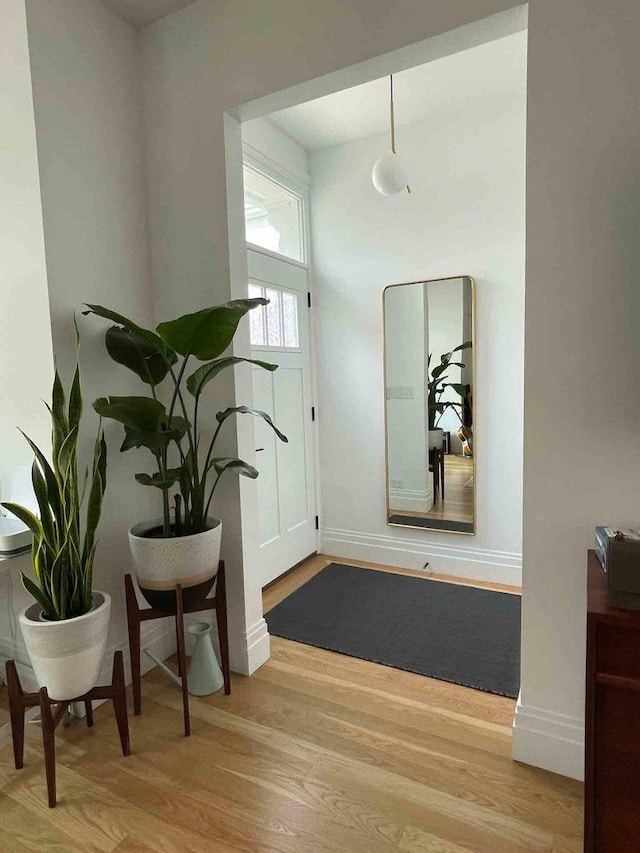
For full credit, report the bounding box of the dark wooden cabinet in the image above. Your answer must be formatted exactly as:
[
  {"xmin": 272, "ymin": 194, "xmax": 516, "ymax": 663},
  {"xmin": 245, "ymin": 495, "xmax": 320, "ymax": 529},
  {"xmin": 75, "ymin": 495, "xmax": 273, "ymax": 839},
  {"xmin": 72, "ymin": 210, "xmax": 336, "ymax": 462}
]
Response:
[{"xmin": 585, "ymin": 550, "xmax": 640, "ymax": 851}]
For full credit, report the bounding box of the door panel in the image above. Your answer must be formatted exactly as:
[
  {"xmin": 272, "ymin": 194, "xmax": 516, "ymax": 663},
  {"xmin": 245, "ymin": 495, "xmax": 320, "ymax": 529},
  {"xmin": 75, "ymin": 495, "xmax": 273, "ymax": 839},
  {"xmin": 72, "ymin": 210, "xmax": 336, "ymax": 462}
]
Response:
[
  {"xmin": 252, "ymin": 366, "xmax": 280, "ymax": 546},
  {"xmin": 247, "ymin": 248, "xmax": 316, "ymax": 586},
  {"xmin": 274, "ymin": 366, "xmax": 308, "ymax": 531}
]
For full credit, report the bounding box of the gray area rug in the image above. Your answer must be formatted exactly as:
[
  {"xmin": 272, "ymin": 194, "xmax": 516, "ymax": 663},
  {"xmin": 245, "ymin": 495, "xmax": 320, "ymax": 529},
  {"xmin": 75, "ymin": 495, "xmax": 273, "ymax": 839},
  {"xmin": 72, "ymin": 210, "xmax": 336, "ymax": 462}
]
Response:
[{"xmin": 266, "ymin": 563, "xmax": 521, "ymax": 698}]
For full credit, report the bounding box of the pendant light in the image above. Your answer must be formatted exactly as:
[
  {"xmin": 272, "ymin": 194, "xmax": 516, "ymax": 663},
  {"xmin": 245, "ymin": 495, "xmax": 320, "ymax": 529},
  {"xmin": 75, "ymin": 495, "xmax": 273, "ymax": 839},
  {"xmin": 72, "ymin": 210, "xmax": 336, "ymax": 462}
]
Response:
[{"xmin": 372, "ymin": 75, "xmax": 411, "ymax": 196}]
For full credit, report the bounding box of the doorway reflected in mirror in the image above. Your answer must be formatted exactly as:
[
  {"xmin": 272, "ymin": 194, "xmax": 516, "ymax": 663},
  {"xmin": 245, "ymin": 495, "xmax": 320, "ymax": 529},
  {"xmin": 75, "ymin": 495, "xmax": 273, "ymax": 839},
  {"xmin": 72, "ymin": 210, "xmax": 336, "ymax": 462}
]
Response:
[{"xmin": 383, "ymin": 276, "xmax": 474, "ymax": 534}]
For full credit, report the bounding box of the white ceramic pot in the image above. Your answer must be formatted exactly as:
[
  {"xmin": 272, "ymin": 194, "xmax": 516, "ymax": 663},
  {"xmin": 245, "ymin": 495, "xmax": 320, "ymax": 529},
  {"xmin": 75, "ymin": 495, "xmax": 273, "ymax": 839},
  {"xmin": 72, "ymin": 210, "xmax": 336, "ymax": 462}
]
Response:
[
  {"xmin": 19, "ymin": 592, "xmax": 111, "ymax": 702},
  {"xmin": 429, "ymin": 428, "xmax": 444, "ymax": 450},
  {"xmin": 128, "ymin": 517, "xmax": 222, "ymax": 610}
]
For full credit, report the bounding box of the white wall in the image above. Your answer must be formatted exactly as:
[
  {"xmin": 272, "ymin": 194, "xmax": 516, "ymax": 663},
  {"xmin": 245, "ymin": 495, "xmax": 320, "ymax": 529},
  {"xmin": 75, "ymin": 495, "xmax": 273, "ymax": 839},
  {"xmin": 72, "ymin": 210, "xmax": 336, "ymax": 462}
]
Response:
[
  {"xmin": 514, "ymin": 0, "xmax": 640, "ymax": 779},
  {"xmin": 311, "ymin": 83, "xmax": 525, "ymax": 583},
  {"xmin": 112, "ymin": 0, "xmax": 640, "ymax": 780},
  {"xmin": 243, "ymin": 117, "xmax": 310, "ymax": 190},
  {"xmin": 0, "ymin": 0, "xmax": 55, "ymax": 680},
  {"xmin": 11, "ymin": 0, "xmax": 172, "ymax": 679},
  {"xmin": 0, "ymin": 0, "xmax": 54, "ymax": 498}
]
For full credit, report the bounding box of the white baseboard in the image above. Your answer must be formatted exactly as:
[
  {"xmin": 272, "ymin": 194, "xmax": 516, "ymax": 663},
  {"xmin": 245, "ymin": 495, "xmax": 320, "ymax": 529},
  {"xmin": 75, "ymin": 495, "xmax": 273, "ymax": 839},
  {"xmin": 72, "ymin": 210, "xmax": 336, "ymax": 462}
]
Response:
[
  {"xmin": 230, "ymin": 617, "xmax": 270, "ymax": 676},
  {"xmin": 321, "ymin": 527, "xmax": 522, "ymax": 586},
  {"xmin": 512, "ymin": 696, "xmax": 584, "ymax": 780},
  {"xmin": 389, "ymin": 488, "xmax": 432, "ymax": 513}
]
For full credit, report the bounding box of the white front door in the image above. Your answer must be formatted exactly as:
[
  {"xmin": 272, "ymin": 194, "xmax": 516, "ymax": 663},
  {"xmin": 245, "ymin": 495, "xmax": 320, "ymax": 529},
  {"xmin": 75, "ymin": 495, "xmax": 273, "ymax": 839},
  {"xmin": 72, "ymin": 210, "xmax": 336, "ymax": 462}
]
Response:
[{"xmin": 247, "ymin": 248, "xmax": 317, "ymax": 586}]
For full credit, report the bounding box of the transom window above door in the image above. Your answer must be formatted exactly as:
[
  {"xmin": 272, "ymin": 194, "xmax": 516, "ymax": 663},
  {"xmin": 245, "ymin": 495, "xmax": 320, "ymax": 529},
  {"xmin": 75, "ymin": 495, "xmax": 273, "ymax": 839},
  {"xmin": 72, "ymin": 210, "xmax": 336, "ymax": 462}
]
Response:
[
  {"xmin": 243, "ymin": 165, "xmax": 305, "ymax": 263},
  {"xmin": 249, "ymin": 283, "xmax": 300, "ymax": 349}
]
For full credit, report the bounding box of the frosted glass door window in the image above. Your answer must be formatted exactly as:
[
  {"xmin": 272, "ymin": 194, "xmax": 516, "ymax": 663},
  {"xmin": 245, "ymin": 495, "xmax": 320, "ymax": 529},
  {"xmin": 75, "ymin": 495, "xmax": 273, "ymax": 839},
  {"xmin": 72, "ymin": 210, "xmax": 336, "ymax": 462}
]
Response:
[
  {"xmin": 249, "ymin": 283, "xmax": 299, "ymax": 350},
  {"xmin": 282, "ymin": 291, "xmax": 299, "ymax": 347},
  {"xmin": 243, "ymin": 166, "xmax": 304, "ymax": 262}
]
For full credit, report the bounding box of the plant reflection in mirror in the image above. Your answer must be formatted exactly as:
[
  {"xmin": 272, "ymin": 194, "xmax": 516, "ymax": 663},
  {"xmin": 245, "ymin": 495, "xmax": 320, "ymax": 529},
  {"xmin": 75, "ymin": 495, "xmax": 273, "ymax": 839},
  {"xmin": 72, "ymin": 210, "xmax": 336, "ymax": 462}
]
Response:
[{"xmin": 427, "ymin": 341, "xmax": 472, "ymax": 431}]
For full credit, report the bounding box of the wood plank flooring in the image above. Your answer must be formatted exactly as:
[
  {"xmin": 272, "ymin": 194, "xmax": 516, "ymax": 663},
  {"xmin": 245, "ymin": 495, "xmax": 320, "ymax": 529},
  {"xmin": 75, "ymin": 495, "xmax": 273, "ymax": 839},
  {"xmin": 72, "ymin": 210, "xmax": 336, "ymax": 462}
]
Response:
[
  {"xmin": 0, "ymin": 556, "xmax": 582, "ymax": 852},
  {"xmin": 0, "ymin": 686, "xmax": 11, "ymax": 728},
  {"xmin": 391, "ymin": 455, "xmax": 474, "ymax": 525}
]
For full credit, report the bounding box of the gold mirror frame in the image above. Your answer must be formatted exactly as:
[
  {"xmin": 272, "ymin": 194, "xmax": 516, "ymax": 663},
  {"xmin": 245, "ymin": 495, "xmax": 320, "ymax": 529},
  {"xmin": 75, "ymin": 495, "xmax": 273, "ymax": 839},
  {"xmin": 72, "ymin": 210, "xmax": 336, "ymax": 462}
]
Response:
[{"xmin": 382, "ymin": 275, "xmax": 476, "ymax": 535}]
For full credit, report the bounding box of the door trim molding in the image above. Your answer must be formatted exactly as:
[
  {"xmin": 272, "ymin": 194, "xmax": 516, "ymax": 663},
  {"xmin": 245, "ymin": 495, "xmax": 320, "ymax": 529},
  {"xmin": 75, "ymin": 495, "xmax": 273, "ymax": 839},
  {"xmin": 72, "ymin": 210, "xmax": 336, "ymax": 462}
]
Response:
[{"xmin": 246, "ymin": 241, "xmax": 309, "ymax": 271}]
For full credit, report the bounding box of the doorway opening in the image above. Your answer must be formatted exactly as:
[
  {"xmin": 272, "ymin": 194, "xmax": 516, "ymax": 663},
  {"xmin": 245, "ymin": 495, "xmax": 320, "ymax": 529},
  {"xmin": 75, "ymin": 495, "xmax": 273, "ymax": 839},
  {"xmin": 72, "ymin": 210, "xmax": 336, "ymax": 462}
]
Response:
[{"xmin": 225, "ymin": 6, "xmax": 527, "ymax": 696}]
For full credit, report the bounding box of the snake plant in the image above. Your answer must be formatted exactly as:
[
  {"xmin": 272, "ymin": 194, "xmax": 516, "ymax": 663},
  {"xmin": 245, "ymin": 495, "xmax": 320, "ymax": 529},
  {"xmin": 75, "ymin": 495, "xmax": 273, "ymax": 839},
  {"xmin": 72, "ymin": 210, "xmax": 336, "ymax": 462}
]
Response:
[
  {"xmin": 84, "ymin": 298, "xmax": 287, "ymax": 539},
  {"xmin": 1, "ymin": 351, "xmax": 107, "ymax": 621}
]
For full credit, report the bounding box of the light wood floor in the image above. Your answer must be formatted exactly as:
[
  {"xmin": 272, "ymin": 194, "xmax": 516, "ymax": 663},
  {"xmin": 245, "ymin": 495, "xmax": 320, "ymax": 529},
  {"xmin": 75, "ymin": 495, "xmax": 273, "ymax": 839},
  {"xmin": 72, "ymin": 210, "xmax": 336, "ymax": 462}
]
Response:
[
  {"xmin": 0, "ymin": 556, "xmax": 582, "ymax": 852},
  {"xmin": 391, "ymin": 455, "xmax": 474, "ymax": 526},
  {"xmin": 0, "ymin": 686, "xmax": 10, "ymax": 730}
]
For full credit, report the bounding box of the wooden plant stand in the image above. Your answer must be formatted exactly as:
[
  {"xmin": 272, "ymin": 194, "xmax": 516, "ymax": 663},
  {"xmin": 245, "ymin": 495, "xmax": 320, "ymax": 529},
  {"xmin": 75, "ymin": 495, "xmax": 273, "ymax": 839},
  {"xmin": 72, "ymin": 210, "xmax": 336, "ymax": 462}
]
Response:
[
  {"xmin": 5, "ymin": 650, "xmax": 131, "ymax": 808},
  {"xmin": 124, "ymin": 560, "xmax": 230, "ymax": 738}
]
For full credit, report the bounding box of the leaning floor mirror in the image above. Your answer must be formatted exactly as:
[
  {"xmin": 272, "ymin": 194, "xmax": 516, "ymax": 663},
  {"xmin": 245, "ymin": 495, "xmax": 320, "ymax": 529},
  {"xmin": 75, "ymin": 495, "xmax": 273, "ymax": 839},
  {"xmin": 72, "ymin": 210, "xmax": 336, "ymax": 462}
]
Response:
[{"xmin": 383, "ymin": 276, "xmax": 475, "ymax": 534}]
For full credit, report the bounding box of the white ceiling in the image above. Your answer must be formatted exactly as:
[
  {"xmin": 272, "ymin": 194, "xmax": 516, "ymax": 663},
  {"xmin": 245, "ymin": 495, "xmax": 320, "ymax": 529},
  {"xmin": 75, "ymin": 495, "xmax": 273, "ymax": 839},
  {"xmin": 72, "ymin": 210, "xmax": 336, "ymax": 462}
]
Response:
[
  {"xmin": 100, "ymin": 0, "xmax": 197, "ymax": 28},
  {"xmin": 268, "ymin": 32, "xmax": 527, "ymax": 151}
]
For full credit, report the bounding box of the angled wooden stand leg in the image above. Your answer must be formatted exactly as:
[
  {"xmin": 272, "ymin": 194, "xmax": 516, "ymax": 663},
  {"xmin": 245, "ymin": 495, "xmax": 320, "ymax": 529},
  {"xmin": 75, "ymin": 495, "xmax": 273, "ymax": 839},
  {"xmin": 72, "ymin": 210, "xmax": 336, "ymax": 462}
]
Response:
[
  {"xmin": 175, "ymin": 615, "xmax": 183, "ymax": 678},
  {"xmin": 125, "ymin": 573, "xmax": 142, "ymax": 716},
  {"xmin": 175, "ymin": 584, "xmax": 191, "ymax": 737},
  {"xmin": 84, "ymin": 701, "xmax": 94, "ymax": 728},
  {"xmin": 111, "ymin": 650, "xmax": 131, "ymax": 756},
  {"xmin": 6, "ymin": 660, "xmax": 26, "ymax": 770},
  {"xmin": 216, "ymin": 563, "xmax": 231, "ymax": 696},
  {"xmin": 38, "ymin": 688, "xmax": 57, "ymax": 809}
]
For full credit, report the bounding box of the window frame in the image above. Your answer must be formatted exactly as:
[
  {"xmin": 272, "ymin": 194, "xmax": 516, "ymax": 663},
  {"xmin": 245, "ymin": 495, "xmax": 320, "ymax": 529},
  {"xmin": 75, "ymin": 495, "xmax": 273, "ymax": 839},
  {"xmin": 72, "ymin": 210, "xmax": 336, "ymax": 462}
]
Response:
[
  {"xmin": 243, "ymin": 163, "xmax": 307, "ymax": 265},
  {"xmin": 242, "ymin": 144, "xmax": 310, "ymax": 268}
]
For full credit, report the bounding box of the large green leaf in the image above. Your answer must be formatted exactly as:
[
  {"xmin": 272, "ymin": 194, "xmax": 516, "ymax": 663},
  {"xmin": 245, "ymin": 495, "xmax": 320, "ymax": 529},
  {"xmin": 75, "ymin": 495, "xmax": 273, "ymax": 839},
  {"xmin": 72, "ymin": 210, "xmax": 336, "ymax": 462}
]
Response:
[
  {"xmin": 105, "ymin": 326, "xmax": 173, "ymax": 386},
  {"xmin": 135, "ymin": 469, "xmax": 182, "ymax": 489},
  {"xmin": 84, "ymin": 433, "xmax": 107, "ymax": 563},
  {"xmin": 21, "ymin": 573, "xmax": 55, "ymax": 620},
  {"xmin": 57, "ymin": 425, "xmax": 79, "ymax": 478},
  {"xmin": 94, "ymin": 428, "xmax": 107, "ymax": 489},
  {"xmin": 83, "ymin": 304, "xmax": 178, "ymax": 366},
  {"xmin": 213, "ymin": 457, "xmax": 259, "ymax": 479},
  {"xmin": 119, "ymin": 426, "xmax": 178, "ymax": 453},
  {"xmin": 49, "ymin": 544, "xmax": 67, "ymax": 619},
  {"xmin": 156, "ymin": 298, "xmax": 268, "ymax": 361},
  {"xmin": 431, "ymin": 363, "xmax": 449, "ymax": 380},
  {"xmin": 31, "ymin": 460, "xmax": 55, "ymax": 546},
  {"xmin": 93, "ymin": 396, "xmax": 167, "ymax": 432},
  {"xmin": 186, "ymin": 356, "xmax": 277, "ymax": 398},
  {"xmin": 18, "ymin": 431, "xmax": 63, "ymax": 530},
  {"xmin": 1, "ymin": 502, "xmax": 42, "ymax": 538},
  {"xmin": 49, "ymin": 371, "xmax": 69, "ymax": 475},
  {"xmin": 118, "ymin": 414, "xmax": 188, "ymax": 453},
  {"xmin": 51, "ymin": 369, "xmax": 68, "ymax": 433},
  {"xmin": 83, "ymin": 541, "xmax": 97, "ymax": 609},
  {"xmin": 68, "ymin": 362, "xmax": 82, "ymax": 433},
  {"xmin": 442, "ymin": 383, "xmax": 468, "ymax": 397},
  {"xmin": 215, "ymin": 405, "xmax": 288, "ymax": 443}
]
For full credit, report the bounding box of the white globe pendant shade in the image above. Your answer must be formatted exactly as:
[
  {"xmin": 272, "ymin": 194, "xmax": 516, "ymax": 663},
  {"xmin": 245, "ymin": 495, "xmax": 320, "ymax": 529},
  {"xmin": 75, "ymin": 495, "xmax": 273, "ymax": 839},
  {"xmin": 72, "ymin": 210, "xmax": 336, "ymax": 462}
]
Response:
[{"xmin": 372, "ymin": 151, "xmax": 409, "ymax": 196}]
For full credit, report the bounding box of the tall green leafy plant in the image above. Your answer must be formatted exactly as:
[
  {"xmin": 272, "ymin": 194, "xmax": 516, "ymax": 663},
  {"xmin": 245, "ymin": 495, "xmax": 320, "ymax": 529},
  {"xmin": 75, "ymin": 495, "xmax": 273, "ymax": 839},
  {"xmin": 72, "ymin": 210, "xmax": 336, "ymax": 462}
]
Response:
[
  {"xmin": 427, "ymin": 341, "xmax": 472, "ymax": 431},
  {"xmin": 1, "ymin": 352, "xmax": 107, "ymax": 621},
  {"xmin": 84, "ymin": 299, "xmax": 287, "ymax": 538}
]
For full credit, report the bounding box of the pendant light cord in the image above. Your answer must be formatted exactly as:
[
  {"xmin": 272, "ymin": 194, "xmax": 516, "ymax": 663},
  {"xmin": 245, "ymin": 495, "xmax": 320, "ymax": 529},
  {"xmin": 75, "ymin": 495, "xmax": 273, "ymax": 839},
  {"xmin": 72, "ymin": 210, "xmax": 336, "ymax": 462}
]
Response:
[
  {"xmin": 390, "ymin": 75, "xmax": 396, "ymax": 154},
  {"xmin": 389, "ymin": 74, "xmax": 411, "ymax": 194}
]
